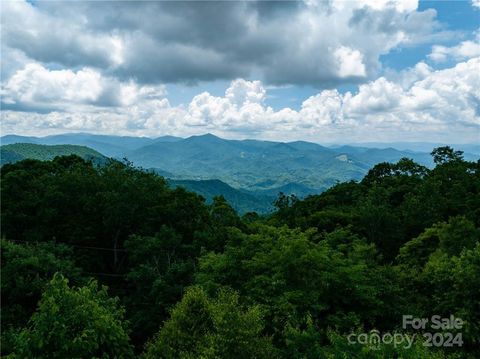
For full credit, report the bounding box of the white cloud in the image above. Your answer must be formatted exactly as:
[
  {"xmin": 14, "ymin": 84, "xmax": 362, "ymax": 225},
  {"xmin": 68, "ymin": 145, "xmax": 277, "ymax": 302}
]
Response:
[
  {"xmin": 185, "ymin": 80, "xmax": 273, "ymax": 132},
  {"xmin": 299, "ymin": 90, "xmax": 344, "ymax": 126},
  {"xmin": 2, "ymin": 58, "xmax": 479, "ymax": 143},
  {"xmin": 345, "ymin": 77, "xmax": 402, "ymax": 114},
  {"xmin": 1, "ymin": 63, "xmax": 166, "ymax": 111},
  {"xmin": 428, "ymin": 30, "xmax": 480, "ymax": 62},
  {"xmin": 2, "ymin": 64, "xmax": 103, "ymax": 106},
  {"xmin": 344, "ymin": 0, "xmax": 419, "ymax": 13},
  {"xmin": 334, "ymin": 47, "xmax": 367, "ymax": 78},
  {"xmin": 472, "ymin": 0, "xmax": 480, "ymax": 9},
  {"xmin": 225, "ymin": 79, "xmax": 266, "ymax": 106},
  {"xmin": 387, "ymin": 62, "xmax": 433, "ymax": 89}
]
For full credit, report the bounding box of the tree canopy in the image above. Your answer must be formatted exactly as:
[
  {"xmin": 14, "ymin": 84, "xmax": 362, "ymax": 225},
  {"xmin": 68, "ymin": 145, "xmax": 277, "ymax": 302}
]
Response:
[{"xmin": 1, "ymin": 147, "xmax": 478, "ymax": 358}]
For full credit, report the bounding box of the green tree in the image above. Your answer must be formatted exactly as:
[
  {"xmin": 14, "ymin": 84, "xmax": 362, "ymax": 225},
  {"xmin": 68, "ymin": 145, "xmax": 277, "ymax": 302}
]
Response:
[
  {"xmin": 437, "ymin": 216, "xmax": 479, "ymax": 256},
  {"xmin": 416, "ymin": 150, "xmax": 480, "ymax": 227},
  {"xmin": 0, "ymin": 240, "xmax": 84, "ymax": 355},
  {"xmin": 1, "ymin": 156, "xmax": 214, "ymax": 276},
  {"xmin": 421, "ymin": 244, "xmax": 480, "ymax": 353},
  {"xmin": 431, "ymin": 146, "xmax": 464, "ymax": 165},
  {"xmin": 12, "ymin": 274, "xmax": 134, "ymax": 359},
  {"xmin": 124, "ymin": 226, "xmax": 193, "ymax": 345},
  {"xmin": 210, "ymin": 195, "xmax": 242, "ymax": 228},
  {"xmin": 397, "ymin": 216, "xmax": 479, "ymax": 267},
  {"xmin": 196, "ymin": 225, "xmax": 400, "ymax": 346},
  {"xmin": 397, "ymin": 217, "xmax": 480, "ymax": 354},
  {"xmin": 143, "ymin": 286, "xmax": 277, "ymax": 359}
]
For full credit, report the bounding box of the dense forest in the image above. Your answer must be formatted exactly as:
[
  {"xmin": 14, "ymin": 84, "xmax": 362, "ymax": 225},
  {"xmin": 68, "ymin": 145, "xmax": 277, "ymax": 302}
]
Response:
[{"xmin": 1, "ymin": 147, "xmax": 479, "ymax": 358}]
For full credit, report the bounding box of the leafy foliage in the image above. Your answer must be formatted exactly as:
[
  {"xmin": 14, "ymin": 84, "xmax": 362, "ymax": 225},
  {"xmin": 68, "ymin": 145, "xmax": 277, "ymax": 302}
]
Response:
[
  {"xmin": 143, "ymin": 286, "xmax": 277, "ymax": 359},
  {"xmin": 1, "ymin": 146, "xmax": 478, "ymax": 358},
  {"xmin": 1, "ymin": 240, "xmax": 83, "ymax": 330},
  {"xmin": 11, "ymin": 274, "xmax": 134, "ymax": 358},
  {"xmin": 196, "ymin": 225, "xmax": 403, "ymax": 348},
  {"xmin": 0, "ymin": 240, "xmax": 85, "ymax": 354}
]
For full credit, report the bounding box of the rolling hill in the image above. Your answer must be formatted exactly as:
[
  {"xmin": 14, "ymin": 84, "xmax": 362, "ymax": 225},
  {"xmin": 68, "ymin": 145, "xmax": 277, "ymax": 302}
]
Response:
[
  {"xmin": 0, "ymin": 143, "xmax": 106, "ymax": 165},
  {"xmin": 0, "ymin": 133, "xmax": 182, "ymax": 157},
  {"xmin": 127, "ymin": 134, "xmax": 442, "ymax": 194},
  {"xmin": 2, "ymin": 133, "xmax": 477, "ymax": 198}
]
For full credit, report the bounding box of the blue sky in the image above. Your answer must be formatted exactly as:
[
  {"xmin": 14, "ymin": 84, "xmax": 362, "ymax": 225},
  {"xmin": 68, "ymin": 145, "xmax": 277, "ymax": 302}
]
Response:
[{"xmin": 1, "ymin": 0, "xmax": 479, "ymax": 143}]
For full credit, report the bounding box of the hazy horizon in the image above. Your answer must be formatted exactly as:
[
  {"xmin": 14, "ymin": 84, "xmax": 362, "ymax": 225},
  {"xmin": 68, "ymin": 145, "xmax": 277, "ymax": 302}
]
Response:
[{"xmin": 2, "ymin": 131, "xmax": 479, "ymax": 148}]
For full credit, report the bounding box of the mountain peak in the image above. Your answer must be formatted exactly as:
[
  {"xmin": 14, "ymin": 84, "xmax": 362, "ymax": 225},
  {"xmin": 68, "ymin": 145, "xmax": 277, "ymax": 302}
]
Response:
[
  {"xmin": 198, "ymin": 133, "xmax": 220, "ymax": 139},
  {"xmin": 186, "ymin": 133, "xmax": 223, "ymax": 142}
]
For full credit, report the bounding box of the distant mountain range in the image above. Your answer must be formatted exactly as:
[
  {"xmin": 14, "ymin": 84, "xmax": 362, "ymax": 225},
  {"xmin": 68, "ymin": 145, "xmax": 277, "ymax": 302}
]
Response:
[
  {"xmin": 2, "ymin": 133, "xmax": 478, "ymax": 213},
  {"xmin": 338, "ymin": 142, "xmax": 480, "ymax": 156},
  {"xmin": 0, "ymin": 133, "xmax": 170, "ymax": 157}
]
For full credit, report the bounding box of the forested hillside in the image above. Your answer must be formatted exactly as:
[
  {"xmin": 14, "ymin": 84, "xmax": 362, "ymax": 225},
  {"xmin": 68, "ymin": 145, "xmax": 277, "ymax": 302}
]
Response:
[
  {"xmin": 1, "ymin": 147, "xmax": 479, "ymax": 358},
  {"xmin": 0, "ymin": 143, "xmax": 105, "ymax": 165},
  {"xmin": 6, "ymin": 133, "xmax": 477, "ymax": 197}
]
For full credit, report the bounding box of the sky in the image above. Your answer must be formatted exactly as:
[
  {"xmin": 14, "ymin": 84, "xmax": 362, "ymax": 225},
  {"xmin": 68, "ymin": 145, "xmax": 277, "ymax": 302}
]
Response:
[{"xmin": 1, "ymin": 0, "xmax": 479, "ymax": 144}]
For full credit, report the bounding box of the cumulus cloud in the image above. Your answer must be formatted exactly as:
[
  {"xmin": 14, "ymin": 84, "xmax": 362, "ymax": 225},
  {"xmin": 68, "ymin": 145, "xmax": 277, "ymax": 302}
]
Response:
[
  {"xmin": 0, "ymin": 0, "xmax": 451, "ymax": 86},
  {"xmin": 2, "ymin": 58, "xmax": 479, "ymax": 143},
  {"xmin": 225, "ymin": 80, "xmax": 266, "ymax": 106},
  {"xmin": 384, "ymin": 61, "xmax": 433, "ymax": 89},
  {"xmin": 315, "ymin": 58, "xmax": 479, "ymax": 130},
  {"xmin": 428, "ymin": 31, "xmax": 480, "ymax": 62},
  {"xmin": 2, "ymin": 64, "xmax": 104, "ymax": 107},
  {"xmin": 1, "ymin": 63, "xmax": 166, "ymax": 112},
  {"xmin": 334, "ymin": 47, "xmax": 367, "ymax": 78}
]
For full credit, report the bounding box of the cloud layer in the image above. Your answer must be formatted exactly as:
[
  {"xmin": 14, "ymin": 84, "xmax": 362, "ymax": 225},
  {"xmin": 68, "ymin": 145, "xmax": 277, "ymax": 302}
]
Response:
[
  {"xmin": 1, "ymin": 0, "xmax": 450, "ymax": 86},
  {"xmin": 1, "ymin": 0, "xmax": 479, "ymax": 143},
  {"xmin": 2, "ymin": 57, "xmax": 479, "ymax": 143}
]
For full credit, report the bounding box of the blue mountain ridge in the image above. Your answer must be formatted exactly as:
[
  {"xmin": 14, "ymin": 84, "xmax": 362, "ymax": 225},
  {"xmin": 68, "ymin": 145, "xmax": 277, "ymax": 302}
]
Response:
[{"xmin": 2, "ymin": 132, "xmax": 478, "ymax": 213}]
